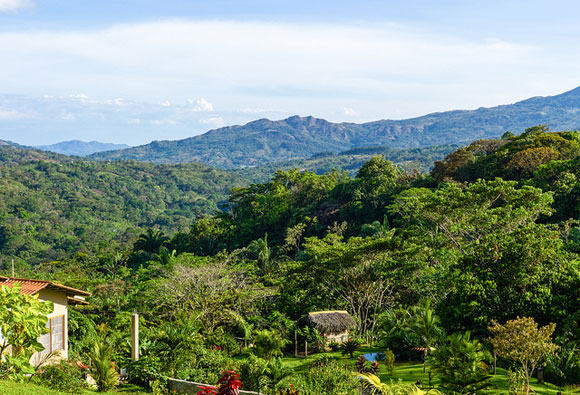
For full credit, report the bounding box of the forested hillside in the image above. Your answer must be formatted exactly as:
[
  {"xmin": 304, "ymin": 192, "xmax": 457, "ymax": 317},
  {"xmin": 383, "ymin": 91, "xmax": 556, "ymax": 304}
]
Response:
[
  {"xmin": 0, "ymin": 143, "xmax": 455, "ymax": 268},
  {"xmin": 6, "ymin": 127, "xmax": 580, "ymax": 394},
  {"xmin": 238, "ymin": 144, "xmax": 457, "ymax": 182},
  {"xmin": 91, "ymin": 86, "xmax": 580, "ymax": 167},
  {"xmin": 0, "ymin": 146, "xmax": 247, "ymax": 267}
]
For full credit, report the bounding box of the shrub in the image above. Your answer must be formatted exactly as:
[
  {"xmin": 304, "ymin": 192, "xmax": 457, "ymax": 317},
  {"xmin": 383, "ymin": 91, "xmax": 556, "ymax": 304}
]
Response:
[
  {"xmin": 383, "ymin": 349, "xmax": 396, "ymax": 375},
  {"xmin": 544, "ymin": 345, "xmax": 580, "ymax": 386},
  {"xmin": 328, "ymin": 341, "xmax": 340, "ymax": 352},
  {"xmin": 339, "ymin": 339, "xmax": 360, "ymax": 359},
  {"xmin": 238, "ymin": 354, "xmax": 269, "ymax": 392},
  {"xmin": 253, "ymin": 329, "xmax": 288, "ymax": 360},
  {"xmin": 308, "ymin": 354, "xmax": 334, "ymax": 369},
  {"xmin": 355, "ymin": 355, "xmax": 380, "ymax": 375},
  {"xmin": 127, "ymin": 352, "xmax": 164, "ymax": 389},
  {"xmin": 239, "ymin": 354, "xmax": 293, "ymax": 392},
  {"xmin": 32, "ymin": 360, "xmax": 88, "ymax": 394},
  {"xmin": 216, "ymin": 370, "xmax": 242, "ymax": 395},
  {"xmin": 88, "ymin": 340, "xmax": 118, "ymax": 392},
  {"xmin": 429, "ymin": 332, "xmax": 490, "ymax": 394},
  {"xmin": 282, "ymin": 359, "xmax": 359, "ymax": 395},
  {"xmin": 356, "ymin": 374, "xmax": 444, "ymax": 395}
]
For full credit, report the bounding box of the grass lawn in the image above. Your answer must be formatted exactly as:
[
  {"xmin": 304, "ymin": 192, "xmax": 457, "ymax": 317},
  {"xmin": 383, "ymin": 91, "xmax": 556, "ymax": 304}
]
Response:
[
  {"xmin": 277, "ymin": 346, "xmax": 579, "ymax": 395},
  {"xmin": 0, "ymin": 381, "xmax": 147, "ymax": 395}
]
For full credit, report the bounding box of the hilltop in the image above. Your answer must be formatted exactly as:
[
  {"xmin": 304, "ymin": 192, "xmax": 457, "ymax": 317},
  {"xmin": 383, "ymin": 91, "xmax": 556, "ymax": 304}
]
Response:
[
  {"xmin": 36, "ymin": 140, "xmax": 131, "ymax": 156},
  {"xmin": 91, "ymin": 86, "xmax": 580, "ymax": 167}
]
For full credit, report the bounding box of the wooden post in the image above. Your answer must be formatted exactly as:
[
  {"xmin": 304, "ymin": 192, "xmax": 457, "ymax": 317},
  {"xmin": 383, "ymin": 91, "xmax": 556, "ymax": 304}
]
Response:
[
  {"xmin": 131, "ymin": 313, "xmax": 139, "ymax": 361},
  {"xmin": 305, "ymin": 340, "xmax": 308, "ymax": 357},
  {"xmin": 493, "ymin": 349, "xmax": 496, "ymax": 375},
  {"xmin": 294, "ymin": 330, "xmax": 298, "ymax": 357},
  {"xmin": 11, "ymin": 258, "xmax": 14, "ymax": 278}
]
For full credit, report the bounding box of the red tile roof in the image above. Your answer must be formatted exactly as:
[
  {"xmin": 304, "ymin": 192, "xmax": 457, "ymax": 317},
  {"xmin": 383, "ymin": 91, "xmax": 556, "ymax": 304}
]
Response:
[
  {"xmin": 0, "ymin": 276, "xmax": 91, "ymax": 298},
  {"xmin": 1, "ymin": 277, "xmax": 49, "ymax": 294}
]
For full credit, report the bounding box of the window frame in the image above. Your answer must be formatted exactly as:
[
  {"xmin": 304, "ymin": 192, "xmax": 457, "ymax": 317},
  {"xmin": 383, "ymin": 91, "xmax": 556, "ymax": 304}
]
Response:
[{"xmin": 40, "ymin": 315, "xmax": 65, "ymax": 354}]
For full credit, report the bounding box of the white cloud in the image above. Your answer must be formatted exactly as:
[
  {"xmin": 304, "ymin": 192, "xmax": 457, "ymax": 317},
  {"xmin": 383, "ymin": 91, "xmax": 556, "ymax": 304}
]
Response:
[
  {"xmin": 187, "ymin": 98, "xmax": 214, "ymax": 112},
  {"xmin": 0, "ymin": 109, "xmax": 23, "ymax": 119},
  {"xmin": 60, "ymin": 113, "xmax": 75, "ymax": 120},
  {"xmin": 150, "ymin": 119, "xmax": 177, "ymax": 125},
  {"xmin": 126, "ymin": 118, "xmax": 141, "ymax": 124},
  {"xmin": 0, "ymin": 19, "xmax": 559, "ymax": 122},
  {"xmin": 104, "ymin": 98, "xmax": 128, "ymax": 106},
  {"xmin": 343, "ymin": 107, "xmax": 359, "ymax": 116},
  {"xmin": 0, "ymin": 0, "xmax": 33, "ymax": 12},
  {"xmin": 199, "ymin": 117, "xmax": 226, "ymax": 127},
  {"xmin": 240, "ymin": 107, "xmax": 276, "ymax": 114},
  {"xmin": 0, "ymin": 19, "xmax": 579, "ymax": 141},
  {"xmin": 70, "ymin": 93, "xmax": 89, "ymax": 99}
]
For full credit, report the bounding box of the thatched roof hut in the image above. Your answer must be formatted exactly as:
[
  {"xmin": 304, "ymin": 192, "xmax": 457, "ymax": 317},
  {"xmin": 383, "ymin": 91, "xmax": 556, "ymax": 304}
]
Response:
[{"xmin": 298, "ymin": 310, "xmax": 356, "ymax": 336}]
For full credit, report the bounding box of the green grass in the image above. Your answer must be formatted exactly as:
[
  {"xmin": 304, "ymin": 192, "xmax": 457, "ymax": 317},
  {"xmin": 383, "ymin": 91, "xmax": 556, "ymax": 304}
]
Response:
[
  {"xmin": 0, "ymin": 381, "xmax": 147, "ymax": 395},
  {"xmin": 275, "ymin": 347, "xmax": 579, "ymax": 395}
]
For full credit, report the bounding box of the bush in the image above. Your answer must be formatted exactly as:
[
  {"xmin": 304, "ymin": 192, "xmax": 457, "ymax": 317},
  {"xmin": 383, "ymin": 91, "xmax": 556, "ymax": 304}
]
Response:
[
  {"xmin": 89, "ymin": 341, "xmax": 119, "ymax": 392},
  {"xmin": 339, "ymin": 339, "xmax": 360, "ymax": 359},
  {"xmin": 280, "ymin": 360, "xmax": 358, "ymax": 395},
  {"xmin": 383, "ymin": 349, "xmax": 395, "ymax": 375},
  {"xmin": 328, "ymin": 341, "xmax": 340, "ymax": 352},
  {"xmin": 253, "ymin": 330, "xmax": 288, "ymax": 360},
  {"xmin": 544, "ymin": 346, "xmax": 580, "ymax": 386},
  {"xmin": 32, "ymin": 360, "xmax": 89, "ymax": 394},
  {"xmin": 239, "ymin": 354, "xmax": 293, "ymax": 393},
  {"xmin": 429, "ymin": 332, "xmax": 490, "ymax": 394},
  {"xmin": 238, "ymin": 354, "xmax": 269, "ymax": 392}
]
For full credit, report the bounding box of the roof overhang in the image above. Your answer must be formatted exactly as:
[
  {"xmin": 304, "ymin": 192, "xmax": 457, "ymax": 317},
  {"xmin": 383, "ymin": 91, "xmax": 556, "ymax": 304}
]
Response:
[{"xmin": 0, "ymin": 276, "xmax": 91, "ymax": 299}]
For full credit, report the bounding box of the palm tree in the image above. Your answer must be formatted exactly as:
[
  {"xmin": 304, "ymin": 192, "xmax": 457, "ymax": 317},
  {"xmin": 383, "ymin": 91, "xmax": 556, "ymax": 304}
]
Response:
[
  {"xmin": 133, "ymin": 228, "xmax": 168, "ymax": 253},
  {"xmin": 408, "ymin": 299, "xmax": 442, "ymax": 372},
  {"xmin": 429, "ymin": 332, "xmax": 491, "ymax": 394},
  {"xmin": 247, "ymin": 233, "xmax": 273, "ymax": 275},
  {"xmin": 355, "ymin": 373, "xmax": 443, "ymax": 395}
]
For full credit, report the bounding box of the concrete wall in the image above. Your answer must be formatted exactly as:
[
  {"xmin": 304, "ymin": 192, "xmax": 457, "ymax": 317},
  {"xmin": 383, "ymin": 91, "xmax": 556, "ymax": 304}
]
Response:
[
  {"xmin": 167, "ymin": 378, "xmax": 263, "ymax": 395},
  {"xmin": 327, "ymin": 330, "xmax": 348, "ymax": 343}
]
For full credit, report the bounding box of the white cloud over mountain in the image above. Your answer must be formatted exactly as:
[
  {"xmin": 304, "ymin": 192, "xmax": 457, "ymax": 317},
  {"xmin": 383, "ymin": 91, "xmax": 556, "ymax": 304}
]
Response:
[
  {"xmin": 188, "ymin": 98, "xmax": 214, "ymax": 112},
  {"xmin": 0, "ymin": 0, "xmax": 33, "ymax": 12},
  {"xmin": 0, "ymin": 19, "xmax": 579, "ymax": 145}
]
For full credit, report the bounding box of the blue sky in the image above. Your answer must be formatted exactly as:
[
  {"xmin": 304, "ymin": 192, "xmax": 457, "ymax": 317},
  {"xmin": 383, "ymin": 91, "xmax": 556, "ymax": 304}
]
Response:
[{"xmin": 1, "ymin": 0, "xmax": 580, "ymax": 146}]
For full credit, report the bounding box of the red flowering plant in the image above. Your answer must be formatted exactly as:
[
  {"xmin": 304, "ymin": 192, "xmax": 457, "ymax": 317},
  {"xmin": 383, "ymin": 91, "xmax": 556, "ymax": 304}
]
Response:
[
  {"xmin": 216, "ymin": 370, "xmax": 242, "ymax": 395},
  {"xmin": 197, "ymin": 385, "xmax": 217, "ymax": 395}
]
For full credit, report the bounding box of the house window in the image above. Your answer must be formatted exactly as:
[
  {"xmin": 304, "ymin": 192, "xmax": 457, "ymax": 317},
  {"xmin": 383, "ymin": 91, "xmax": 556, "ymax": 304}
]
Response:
[{"xmin": 40, "ymin": 315, "xmax": 65, "ymax": 353}]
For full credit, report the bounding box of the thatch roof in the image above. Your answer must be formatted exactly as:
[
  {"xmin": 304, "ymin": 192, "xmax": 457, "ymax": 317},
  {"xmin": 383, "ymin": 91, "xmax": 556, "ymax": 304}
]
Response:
[{"xmin": 298, "ymin": 310, "xmax": 356, "ymax": 335}]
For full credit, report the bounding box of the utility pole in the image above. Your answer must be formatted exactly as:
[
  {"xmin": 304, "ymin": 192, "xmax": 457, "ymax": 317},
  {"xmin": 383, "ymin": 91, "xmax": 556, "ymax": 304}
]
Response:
[{"xmin": 131, "ymin": 312, "xmax": 139, "ymax": 361}]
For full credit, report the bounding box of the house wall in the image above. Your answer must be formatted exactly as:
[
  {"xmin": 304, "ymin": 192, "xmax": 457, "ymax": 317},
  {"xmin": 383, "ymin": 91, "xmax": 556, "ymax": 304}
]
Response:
[
  {"xmin": 34, "ymin": 289, "xmax": 68, "ymax": 362},
  {"xmin": 326, "ymin": 330, "xmax": 349, "ymax": 344}
]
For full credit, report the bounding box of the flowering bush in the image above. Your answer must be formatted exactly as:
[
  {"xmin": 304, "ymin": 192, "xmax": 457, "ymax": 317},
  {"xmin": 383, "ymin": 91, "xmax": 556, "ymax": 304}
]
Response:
[
  {"xmin": 197, "ymin": 370, "xmax": 242, "ymax": 395},
  {"xmin": 216, "ymin": 370, "xmax": 242, "ymax": 395}
]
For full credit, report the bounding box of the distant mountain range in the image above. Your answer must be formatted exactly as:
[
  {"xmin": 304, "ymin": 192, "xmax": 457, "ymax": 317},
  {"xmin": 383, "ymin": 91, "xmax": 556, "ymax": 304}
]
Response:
[
  {"xmin": 90, "ymin": 86, "xmax": 580, "ymax": 168},
  {"xmin": 0, "ymin": 139, "xmax": 26, "ymax": 148},
  {"xmin": 36, "ymin": 140, "xmax": 131, "ymax": 156}
]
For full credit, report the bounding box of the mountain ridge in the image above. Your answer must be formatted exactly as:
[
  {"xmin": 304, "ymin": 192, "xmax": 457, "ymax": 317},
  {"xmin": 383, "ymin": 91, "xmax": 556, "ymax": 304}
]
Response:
[
  {"xmin": 36, "ymin": 140, "xmax": 131, "ymax": 156},
  {"xmin": 90, "ymin": 86, "xmax": 580, "ymax": 168}
]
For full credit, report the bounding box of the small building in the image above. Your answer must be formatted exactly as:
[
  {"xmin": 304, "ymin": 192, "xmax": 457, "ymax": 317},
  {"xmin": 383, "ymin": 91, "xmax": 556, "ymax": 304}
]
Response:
[
  {"xmin": 298, "ymin": 310, "xmax": 356, "ymax": 343},
  {"xmin": 0, "ymin": 276, "xmax": 90, "ymax": 362}
]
